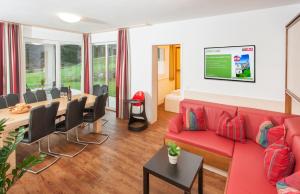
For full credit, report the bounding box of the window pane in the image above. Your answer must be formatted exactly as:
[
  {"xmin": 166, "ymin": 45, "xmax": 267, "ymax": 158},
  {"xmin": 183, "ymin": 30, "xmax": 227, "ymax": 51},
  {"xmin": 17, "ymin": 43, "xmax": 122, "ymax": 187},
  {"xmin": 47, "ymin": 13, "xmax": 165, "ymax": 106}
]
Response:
[
  {"xmin": 93, "ymin": 45, "xmax": 106, "ymax": 85},
  {"xmin": 61, "ymin": 45, "xmax": 81, "ymax": 90},
  {"xmin": 108, "ymin": 44, "xmax": 116, "ymax": 109},
  {"xmin": 25, "ymin": 43, "xmax": 56, "ymax": 90}
]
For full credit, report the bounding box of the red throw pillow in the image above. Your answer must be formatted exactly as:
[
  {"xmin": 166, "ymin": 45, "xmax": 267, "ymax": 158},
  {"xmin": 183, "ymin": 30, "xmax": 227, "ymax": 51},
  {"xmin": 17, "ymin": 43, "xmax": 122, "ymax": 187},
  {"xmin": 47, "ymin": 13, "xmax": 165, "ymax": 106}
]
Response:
[
  {"xmin": 216, "ymin": 111, "xmax": 246, "ymax": 142},
  {"xmin": 268, "ymin": 125, "xmax": 286, "ymax": 146},
  {"xmin": 182, "ymin": 107, "xmax": 206, "ymax": 131},
  {"xmin": 264, "ymin": 140, "xmax": 295, "ymax": 185},
  {"xmin": 168, "ymin": 113, "xmax": 183, "ymax": 134}
]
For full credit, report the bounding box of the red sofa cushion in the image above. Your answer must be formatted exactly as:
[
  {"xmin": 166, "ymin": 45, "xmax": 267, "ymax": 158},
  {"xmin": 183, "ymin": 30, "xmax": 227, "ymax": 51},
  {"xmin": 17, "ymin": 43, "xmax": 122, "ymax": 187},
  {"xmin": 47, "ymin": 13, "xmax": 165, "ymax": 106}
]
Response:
[
  {"xmin": 165, "ymin": 130, "xmax": 234, "ymax": 157},
  {"xmin": 264, "ymin": 140, "xmax": 295, "ymax": 185},
  {"xmin": 285, "ymin": 117, "xmax": 300, "ymax": 146},
  {"xmin": 226, "ymin": 141, "xmax": 277, "ymax": 194},
  {"xmin": 180, "ymin": 99, "xmax": 237, "ymax": 131},
  {"xmin": 238, "ymin": 107, "xmax": 287, "ymax": 141},
  {"xmin": 292, "ymin": 136, "xmax": 300, "ymax": 172},
  {"xmin": 168, "ymin": 113, "xmax": 183, "ymax": 134},
  {"xmin": 204, "ymin": 102, "xmax": 237, "ymax": 131},
  {"xmin": 182, "ymin": 107, "xmax": 206, "ymax": 130},
  {"xmin": 217, "ymin": 112, "xmax": 246, "ymax": 142},
  {"xmin": 180, "ymin": 99, "xmax": 204, "ymax": 114}
]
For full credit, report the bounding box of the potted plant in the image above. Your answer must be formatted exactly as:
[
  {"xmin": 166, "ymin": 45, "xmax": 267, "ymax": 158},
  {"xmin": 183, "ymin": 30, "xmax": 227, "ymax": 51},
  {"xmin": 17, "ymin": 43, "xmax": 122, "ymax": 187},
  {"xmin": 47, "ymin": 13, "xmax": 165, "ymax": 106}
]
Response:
[
  {"xmin": 167, "ymin": 142, "xmax": 181, "ymax": 164},
  {"xmin": 0, "ymin": 119, "xmax": 45, "ymax": 194}
]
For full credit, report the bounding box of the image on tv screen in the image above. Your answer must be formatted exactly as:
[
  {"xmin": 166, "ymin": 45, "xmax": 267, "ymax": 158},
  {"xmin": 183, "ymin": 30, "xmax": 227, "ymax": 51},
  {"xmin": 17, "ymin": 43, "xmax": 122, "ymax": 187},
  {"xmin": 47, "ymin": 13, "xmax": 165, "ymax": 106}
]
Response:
[{"xmin": 204, "ymin": 45, "xmax": 255, "ymax": 82}]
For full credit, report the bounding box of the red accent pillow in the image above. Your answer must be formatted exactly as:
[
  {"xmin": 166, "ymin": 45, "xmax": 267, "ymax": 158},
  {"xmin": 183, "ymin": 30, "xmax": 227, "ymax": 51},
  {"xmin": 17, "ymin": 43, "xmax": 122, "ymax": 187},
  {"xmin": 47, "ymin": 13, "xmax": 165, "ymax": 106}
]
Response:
[
  {"xmin": 268, "ymin": 125, "xmax": 286, "ymax": 146},
  {"xmin": 168, "ymin": 113, "xmax": 183, "ymax": 134},
  {"xmin": 216, "ymin": 111, "xmax": 246, "ymax": 142},
  {"xmin": 264, "ymin": 140, "xmax": 295, "ymax": 185},
  {"xmin": 182, "ymin": 107, "xmax": 206, "ymax": 131}
]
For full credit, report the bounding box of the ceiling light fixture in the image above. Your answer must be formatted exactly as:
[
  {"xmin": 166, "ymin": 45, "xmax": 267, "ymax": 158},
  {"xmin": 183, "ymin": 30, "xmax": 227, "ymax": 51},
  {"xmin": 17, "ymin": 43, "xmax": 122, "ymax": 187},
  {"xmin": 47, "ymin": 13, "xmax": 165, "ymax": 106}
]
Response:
[{"xmin": 58, "ymin": 13, "xmax": 81, "ymax": 23}]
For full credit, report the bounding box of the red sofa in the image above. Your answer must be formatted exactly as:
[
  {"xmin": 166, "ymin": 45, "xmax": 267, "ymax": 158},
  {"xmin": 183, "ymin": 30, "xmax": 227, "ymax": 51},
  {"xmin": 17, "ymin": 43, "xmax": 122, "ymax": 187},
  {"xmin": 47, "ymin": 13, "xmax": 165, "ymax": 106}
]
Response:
[{"xmin": 164, "ymin": 99, "xmax": 300, "ymax": 194}]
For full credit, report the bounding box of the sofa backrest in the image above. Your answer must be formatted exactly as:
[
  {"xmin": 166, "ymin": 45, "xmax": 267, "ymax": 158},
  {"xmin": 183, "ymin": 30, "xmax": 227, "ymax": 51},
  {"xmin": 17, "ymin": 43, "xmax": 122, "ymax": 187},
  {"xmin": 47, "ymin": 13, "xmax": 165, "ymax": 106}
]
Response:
[
  {"xmin": 180, "ymin": 99, "xmax": 237, "ymax": 131},
  {"xmin": 238, "ymin": 107, "xmax": 289, "ymax": 141},
  {"xmin": 284, "ymin": 117, "xmax": 300, "ymax": 147},
  {"xmin": 292, "ymin": 136, "xmax": 300, "ymax": 172}
]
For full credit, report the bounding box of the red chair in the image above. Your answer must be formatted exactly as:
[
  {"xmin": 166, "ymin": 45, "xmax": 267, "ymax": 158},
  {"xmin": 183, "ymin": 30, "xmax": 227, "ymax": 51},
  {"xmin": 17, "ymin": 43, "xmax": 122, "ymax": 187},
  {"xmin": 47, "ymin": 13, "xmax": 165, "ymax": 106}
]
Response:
[{"xmin": 128, "ymin": 91, "xmax": 148, "ymax": 131}]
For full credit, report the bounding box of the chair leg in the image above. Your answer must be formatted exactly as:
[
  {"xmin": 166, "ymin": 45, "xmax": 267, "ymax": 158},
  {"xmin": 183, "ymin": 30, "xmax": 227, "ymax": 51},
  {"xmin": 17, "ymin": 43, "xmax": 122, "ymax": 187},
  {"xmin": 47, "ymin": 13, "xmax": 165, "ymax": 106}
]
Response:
[
  {"xmin": 74, "ymin": 124, "xmax": 109, "ymax": 145},
  {"xmin": 101, "ymin": 119, "xmax": 108, "ymax": 126},
  {"xmin": 47, "ymin": 132, "xmax": 88, "ymax": 158},
  {"xmin": 24, "ymin": 140, "xmax": 60, "ymax": 174}
]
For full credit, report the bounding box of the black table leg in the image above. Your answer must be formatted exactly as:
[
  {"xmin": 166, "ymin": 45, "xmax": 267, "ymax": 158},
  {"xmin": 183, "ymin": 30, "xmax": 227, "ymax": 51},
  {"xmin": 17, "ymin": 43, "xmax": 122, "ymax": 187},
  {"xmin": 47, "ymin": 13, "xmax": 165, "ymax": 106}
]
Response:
[
  {"xmin": 143, "ymin": 168, "xmax": 149, "ymax": 194},
  {"xmin": 184, "ymin": 191, "xmax": 191, "ymax": 194},
  {"xmin": 198, "ymin": 163, "xmax": 203, "ymax": 194}
]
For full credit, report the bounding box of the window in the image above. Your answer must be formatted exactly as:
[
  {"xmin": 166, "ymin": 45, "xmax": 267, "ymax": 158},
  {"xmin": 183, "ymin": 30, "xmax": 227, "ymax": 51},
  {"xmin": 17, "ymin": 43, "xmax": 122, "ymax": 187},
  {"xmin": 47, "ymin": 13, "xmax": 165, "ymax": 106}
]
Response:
[
  {"xmin": 93, "ymin": 43, "xmax": 117, "ymax": 109},
  {"xmin": 60, "ymin": 44, "xmax": 82, "ymax": 90},
  {"xmin": 25, "ymin": 43, "xmax": 56, "ymax": 90}
]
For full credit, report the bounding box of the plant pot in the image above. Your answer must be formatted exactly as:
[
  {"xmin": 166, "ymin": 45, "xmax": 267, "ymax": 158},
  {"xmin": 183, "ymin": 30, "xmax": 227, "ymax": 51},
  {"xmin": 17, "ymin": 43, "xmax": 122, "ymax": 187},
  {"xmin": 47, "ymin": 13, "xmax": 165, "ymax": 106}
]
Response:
[{"xmin": 168, "ymin": 154, "xmax": 178, "ymax": 164}]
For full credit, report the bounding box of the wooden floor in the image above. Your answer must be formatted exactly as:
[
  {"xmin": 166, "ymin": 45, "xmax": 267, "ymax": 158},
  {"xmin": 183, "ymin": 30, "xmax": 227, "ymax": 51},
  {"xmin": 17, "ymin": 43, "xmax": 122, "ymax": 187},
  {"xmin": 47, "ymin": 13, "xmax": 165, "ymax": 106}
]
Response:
[{"xmin": 9, "ymin": 106, "xmax": 226, "ymax": 194}]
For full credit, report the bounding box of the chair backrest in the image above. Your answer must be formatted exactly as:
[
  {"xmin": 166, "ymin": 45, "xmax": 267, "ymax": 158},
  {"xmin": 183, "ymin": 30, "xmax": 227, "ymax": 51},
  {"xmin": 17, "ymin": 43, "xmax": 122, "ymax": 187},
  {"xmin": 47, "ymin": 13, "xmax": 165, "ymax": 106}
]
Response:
[
  {"xmin": 28, "ymin": 105, "xmax": 47, "ymax": 142},
  {"xmin": 5, "ymin": 94, "xmax": 19, "ymax": 107},
  {"xmin": 64, "ymin": 99, "xmax": 83, "ymax": 130},
  {"xmin": 93, "ymin": 84, "xmax": 101, "ymax": 96},
  {"xmin": 50, "ymin": 88, "xmax": 61, "ymax": 99},
  {"xmin": 100, "ymin": 85, "xmax": 108, "ymax": 95},
  {"xmin": 60, "ymin": 87, "xmax": 68, "ymax": 94},
  {"xmin": 45, "ymin": 101, "xmax": 60, "ymax": 133},
  {"xmin": 92, "ymin": 94, "xmax": 107, "ymax": 121},
  {"xmin": 78, "ymin": 96, "xmax": 87, "ymax": 113},
  {"xmin": 35, "ymin": 90, "xmax": 47, "ymax": 102},
  {"xmin": 23, "ymin": 91, "xmax": 37, "ymax": 104},
  {"xmin": 0, "ymin": 96, "xmax": 7, "ymax": 109}
]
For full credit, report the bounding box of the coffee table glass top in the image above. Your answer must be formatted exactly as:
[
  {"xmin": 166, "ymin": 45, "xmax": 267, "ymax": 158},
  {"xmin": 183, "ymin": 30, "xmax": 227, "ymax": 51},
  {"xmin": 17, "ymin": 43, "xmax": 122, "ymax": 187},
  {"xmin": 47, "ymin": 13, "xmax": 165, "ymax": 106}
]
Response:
[{"xmin": 144, "ymin": 146, "xmax": 203, "ymax": 190}]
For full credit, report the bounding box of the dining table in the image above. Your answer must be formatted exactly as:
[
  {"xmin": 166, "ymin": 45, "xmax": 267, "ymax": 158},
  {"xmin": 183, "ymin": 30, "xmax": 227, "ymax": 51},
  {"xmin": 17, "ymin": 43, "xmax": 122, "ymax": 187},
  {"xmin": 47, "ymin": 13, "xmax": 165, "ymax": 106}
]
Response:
[{"xmin": 0, "ymin": 93, "xmax": 101, "ymax": 171}]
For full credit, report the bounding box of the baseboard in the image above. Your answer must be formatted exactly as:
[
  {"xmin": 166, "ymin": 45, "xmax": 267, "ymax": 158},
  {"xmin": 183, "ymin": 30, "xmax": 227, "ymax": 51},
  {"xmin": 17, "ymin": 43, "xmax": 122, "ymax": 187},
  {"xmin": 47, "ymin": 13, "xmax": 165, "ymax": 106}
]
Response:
[{"xmin": 203, "ymin": 164, "xmax": 228, "ymax": 177}]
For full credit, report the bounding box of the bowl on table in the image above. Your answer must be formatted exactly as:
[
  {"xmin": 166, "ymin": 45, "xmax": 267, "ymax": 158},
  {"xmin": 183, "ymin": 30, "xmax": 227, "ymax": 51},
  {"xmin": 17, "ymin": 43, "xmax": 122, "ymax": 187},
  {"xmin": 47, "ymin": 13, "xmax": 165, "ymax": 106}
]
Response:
[{"xmin": 9, "ymin": 103, "xmax": 31, "ymax": 114}]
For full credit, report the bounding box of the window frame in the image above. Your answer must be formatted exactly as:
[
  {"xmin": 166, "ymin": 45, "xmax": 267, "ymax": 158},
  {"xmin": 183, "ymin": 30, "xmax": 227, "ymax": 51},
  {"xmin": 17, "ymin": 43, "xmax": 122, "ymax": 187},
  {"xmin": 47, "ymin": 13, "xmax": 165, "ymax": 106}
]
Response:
[
  {"xmin": 24, "ymin": 38, "xmax": 82, "ymax": 92},
  {"xmin": 92, "ymin": 41, "xmax": 117, "ymax": 110}
]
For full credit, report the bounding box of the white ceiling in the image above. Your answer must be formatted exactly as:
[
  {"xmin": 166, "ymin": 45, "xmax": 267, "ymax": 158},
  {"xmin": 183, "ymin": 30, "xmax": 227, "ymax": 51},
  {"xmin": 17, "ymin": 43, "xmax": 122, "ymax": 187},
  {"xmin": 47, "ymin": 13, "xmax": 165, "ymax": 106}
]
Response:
[{"xmin": 0, "ymin": 0, "xmax": 300, "ymax": 33}]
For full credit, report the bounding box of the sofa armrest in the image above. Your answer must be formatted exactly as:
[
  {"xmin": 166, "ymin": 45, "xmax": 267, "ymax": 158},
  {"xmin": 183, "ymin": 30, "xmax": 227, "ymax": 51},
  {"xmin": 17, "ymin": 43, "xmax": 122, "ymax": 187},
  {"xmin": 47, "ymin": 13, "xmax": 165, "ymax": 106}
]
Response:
[{"xmin": 168, "ymin": 113, "xmax": 183, "ymax": 133}]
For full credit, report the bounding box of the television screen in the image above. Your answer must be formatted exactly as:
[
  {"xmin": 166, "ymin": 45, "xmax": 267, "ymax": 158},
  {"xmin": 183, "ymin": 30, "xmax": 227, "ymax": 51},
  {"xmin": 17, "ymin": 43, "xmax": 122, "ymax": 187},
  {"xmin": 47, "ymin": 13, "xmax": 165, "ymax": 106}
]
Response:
[{"xmin": 204, "ymin": 45, "xmax": 255, "ymax": 82}]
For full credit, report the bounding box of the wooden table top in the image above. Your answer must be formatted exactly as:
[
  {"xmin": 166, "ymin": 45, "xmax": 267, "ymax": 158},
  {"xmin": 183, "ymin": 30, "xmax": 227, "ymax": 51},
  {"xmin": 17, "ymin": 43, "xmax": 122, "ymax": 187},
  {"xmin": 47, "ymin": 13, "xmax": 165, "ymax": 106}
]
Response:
[{"xmin": 0, "ymin": 94, "xmax": 96, "ymax": 132}]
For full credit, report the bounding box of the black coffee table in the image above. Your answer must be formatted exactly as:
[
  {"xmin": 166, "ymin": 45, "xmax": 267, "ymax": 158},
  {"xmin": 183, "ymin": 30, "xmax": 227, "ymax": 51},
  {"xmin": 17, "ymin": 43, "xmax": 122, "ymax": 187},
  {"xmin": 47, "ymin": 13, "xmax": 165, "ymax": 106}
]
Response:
[{"xmin": 143, "ymin": 146, "xmax": 203, "ymax": 194}]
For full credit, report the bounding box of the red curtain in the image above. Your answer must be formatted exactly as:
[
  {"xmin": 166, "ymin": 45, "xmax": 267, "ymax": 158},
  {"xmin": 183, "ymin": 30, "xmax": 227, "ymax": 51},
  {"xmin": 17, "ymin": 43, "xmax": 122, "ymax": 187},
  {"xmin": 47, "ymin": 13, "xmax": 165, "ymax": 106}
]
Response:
[
  {"xmin": 7, "ymin": 24, "xmax": 21, "ymax": 94},
  {"xmin": 116, "ymin": 29, "xmax": 129, "ymax": 119},
  {"xmin": 0, "ymin": 23, "xmax": 4, "ymax": 95},
  {"xmin": 83, "ymin": 33, "xmax": 90, "ymax": 94}
]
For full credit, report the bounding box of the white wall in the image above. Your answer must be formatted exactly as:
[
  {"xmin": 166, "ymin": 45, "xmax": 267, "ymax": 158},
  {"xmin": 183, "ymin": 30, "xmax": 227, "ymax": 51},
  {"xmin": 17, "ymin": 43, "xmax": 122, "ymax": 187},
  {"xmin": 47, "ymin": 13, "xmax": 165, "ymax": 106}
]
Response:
[
  {"xmin": 92, "ymin": 4, "xmax": 300, "ymax": 123},
  {"xmin": 24, "ymin": 26, "xmax": 82, "ymax": 43}
]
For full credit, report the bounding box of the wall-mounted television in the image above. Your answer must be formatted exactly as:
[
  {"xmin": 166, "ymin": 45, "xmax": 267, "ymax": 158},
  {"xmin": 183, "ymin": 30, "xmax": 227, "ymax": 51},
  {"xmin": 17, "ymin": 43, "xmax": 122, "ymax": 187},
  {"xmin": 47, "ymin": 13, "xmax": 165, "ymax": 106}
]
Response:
[{"xmin": 204, "ymin": 45, "xmax": 255, "ymax": 82}]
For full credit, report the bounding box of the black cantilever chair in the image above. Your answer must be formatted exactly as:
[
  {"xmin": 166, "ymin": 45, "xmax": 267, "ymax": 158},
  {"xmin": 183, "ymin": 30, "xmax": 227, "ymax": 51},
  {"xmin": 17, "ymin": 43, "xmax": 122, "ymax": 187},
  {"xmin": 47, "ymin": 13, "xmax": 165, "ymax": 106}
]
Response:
[
  {"xmin": 100, "ymin": 85, "xmax": 108, "ymax": 95},
  {"xmin": 78, "ymin": 94, "xmax": 109, "ymax": 145},
  {"xmin": 60, "ymin": 87, "xmax": 68, "ymax": 96},
  {"xmin": 92, "ymin": 84, "xmax": 101, "ymax": 96},
  {"xmin": 48, "ymin": 99, "xmax": 88, "ymax": 157},
  {"xmin": 36, "ymin": 90, "xmax": 47, "ymax": 102},
  {"xmin": 23, "ymin": 91, "xmax": 38, "ymax": 104},
  {"xmin": 21, "ymin": 102, "xmax": 60, "ymax": 174},
  {"xmin": 5, "ymin": 93, "xmax": 19, "ymax": 107},
  {"xmin": 0, "ymin": 96, "xmax": 7, "ymax": 109},
  {"xmin": 50, "ymin": 88, "xmax": 61, "ymax": 99}
]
